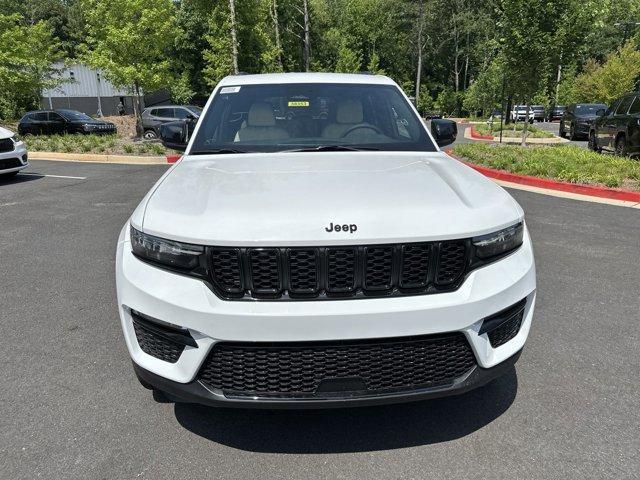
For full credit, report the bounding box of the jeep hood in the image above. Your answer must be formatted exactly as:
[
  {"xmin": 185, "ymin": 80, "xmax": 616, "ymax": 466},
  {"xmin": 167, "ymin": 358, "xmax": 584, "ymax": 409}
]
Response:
[{"xmin": 138, "ymin": 152, "xmax": 523, "ymax": 246}]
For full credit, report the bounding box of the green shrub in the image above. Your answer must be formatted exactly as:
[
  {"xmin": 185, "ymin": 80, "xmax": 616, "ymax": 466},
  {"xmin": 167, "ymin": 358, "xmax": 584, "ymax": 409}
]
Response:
[{"xmin": 451, "ymin": 143, "xmax": 640, "ymax": 190}]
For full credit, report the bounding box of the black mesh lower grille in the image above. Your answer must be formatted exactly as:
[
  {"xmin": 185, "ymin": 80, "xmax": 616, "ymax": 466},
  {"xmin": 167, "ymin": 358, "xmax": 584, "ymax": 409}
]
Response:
[
  {"xmin": 0, "ymin": 158, "xmax": 21, "ymax": 170},
  {"xmin": 197, "ymin": 333, "xmax": 477, "ymax": 399},
  {"xmin": 132, "ymin": 317, "xmax": 185, "ymax": 363},
  {"xmin": 488, "ymin": 307, "xmax": 525, "ymax": 348}
]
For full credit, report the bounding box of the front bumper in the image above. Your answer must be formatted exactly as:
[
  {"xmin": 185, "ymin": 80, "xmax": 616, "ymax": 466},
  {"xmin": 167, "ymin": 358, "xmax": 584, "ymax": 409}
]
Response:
[
  {"xmin": 0, "ymin": 141, "xmax": 28, "ymax": 174},
  {"xmin": 116, "ymin": 223, "xmax": 536, "ymax": 406}
]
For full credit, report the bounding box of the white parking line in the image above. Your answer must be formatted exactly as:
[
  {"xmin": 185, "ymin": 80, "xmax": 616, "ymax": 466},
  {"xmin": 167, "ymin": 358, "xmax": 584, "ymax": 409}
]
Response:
[{"xmin": 20, "ymin": 173, "xmax": 87, "ymax": 180}]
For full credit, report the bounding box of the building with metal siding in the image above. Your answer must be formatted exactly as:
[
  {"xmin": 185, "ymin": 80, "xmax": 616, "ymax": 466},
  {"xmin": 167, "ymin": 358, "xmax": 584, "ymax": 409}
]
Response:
[{"xmin": 41, "ymin": 63, "xmax": 139, "ymax": 116}]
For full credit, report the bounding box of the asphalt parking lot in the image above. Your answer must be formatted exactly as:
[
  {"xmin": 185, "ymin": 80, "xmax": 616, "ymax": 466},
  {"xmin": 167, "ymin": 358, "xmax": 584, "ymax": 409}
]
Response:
[{"xmin": 2, "ymin": 160, "xmax": 639, "ymax": 479}]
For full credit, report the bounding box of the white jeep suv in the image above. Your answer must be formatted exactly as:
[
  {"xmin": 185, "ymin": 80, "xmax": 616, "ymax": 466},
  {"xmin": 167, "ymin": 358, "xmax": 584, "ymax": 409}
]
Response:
[
  {"xmin": 116, "ymin": 73, "xmax": 536, "ymax": 408},
  {"xmin": 0, "ymin": 126, "xmax": 28, "ymax": 177}
]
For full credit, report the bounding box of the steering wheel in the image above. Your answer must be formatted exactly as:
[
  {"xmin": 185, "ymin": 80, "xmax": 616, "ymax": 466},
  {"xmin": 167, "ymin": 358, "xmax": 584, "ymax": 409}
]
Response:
[{"xmin": 340, "ymin": 124, "xmax": 383, "ymax": 138}]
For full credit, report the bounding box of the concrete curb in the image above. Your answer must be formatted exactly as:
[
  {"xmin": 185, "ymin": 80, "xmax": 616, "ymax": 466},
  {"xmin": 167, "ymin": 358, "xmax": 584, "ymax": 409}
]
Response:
[
  {"xmin": 446, "ymin": 150, "xmax": 640, "ymax": 203},
  {"xmin": 29, "ymin": 151, "xmax": 167, "ymax": 165},
  {"xmin": 466, "ymin": 125, "xmax": 568, "ymax": 144}
]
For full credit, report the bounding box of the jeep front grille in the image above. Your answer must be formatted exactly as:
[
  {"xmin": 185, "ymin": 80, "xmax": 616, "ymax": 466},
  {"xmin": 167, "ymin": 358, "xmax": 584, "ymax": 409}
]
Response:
[{"xmin": 209, "ymin": 240, "xmax": 470, "ymax": 300}]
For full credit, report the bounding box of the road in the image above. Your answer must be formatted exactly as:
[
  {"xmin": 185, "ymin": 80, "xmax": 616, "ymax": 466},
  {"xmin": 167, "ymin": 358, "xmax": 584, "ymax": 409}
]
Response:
[
  {"xmin": 451, "ymin": 121, "xmax": 588, "ymax": 148},
  {"xmin": 1, "ymin": 160, "xmax": 639, "ymax": 479}
]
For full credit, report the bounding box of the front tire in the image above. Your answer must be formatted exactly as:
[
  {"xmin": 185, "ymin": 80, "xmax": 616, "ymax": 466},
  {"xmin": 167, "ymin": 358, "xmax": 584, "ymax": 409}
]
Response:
[
  {"xmin": 615, "ymin": 135, "xmax": 628, "ymax": 157},
  {"xmin": 588, "ymin": 131, "xmax": 600, "ymax": 152},
  {"xmin": 559, "ymin": 124, "xmax": 566, "ymax": 138},
  {"xmin": 569, "ymin": 123, "xmax": 577, "ymax": 141}
]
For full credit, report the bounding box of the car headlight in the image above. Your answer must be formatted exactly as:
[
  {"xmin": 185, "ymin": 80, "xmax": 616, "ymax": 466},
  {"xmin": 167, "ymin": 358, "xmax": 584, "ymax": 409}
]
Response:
[
  {"xmin": 130, "ymin": 226, "xmax": 206, "ymax": 272},
  {"xmin": 83, "ymin": 124, "xmax": 96, "ymax": 131},
  {"xmin": 11, "ymin": 134, "xmax": 22, "ymax": 144},
  {"xmin": 473, "ymin": 222, "xmax": 524, "ymax": 260}
]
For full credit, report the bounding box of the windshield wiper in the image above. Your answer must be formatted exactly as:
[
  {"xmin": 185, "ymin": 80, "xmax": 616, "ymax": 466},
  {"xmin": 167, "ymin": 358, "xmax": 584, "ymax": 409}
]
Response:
[
  {"xmin": 189, "ymin": 148, "xmax": 247, "ymax": 155},
  {"xmin": 283, "ymin": 145, "xmax": 380, "ymax": 153}
]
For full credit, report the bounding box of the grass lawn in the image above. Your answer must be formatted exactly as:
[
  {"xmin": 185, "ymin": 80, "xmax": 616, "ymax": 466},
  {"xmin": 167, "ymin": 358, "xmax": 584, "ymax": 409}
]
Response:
[
  {"xmin": 451, "ymin": 143, "xmax": 640, "ymax": 191},
  {"xmin": 474, "ymin": 122, "xmax": 555, "ymax": 139},
  {"xmin": 23, "ymin": 134, "xmax": 167, "ymax": 156}
]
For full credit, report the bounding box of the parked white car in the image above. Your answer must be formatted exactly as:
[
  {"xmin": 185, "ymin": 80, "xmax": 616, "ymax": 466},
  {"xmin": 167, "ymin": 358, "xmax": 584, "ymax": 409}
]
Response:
[
  {"xmin": 0, "ymin": 126, "xmax": 28, "ymax": 177},
  {"xmin": 511, "ymin": 105, "xmax": 535, "ymax": 123},
  {"xmin": 116, "ymin": 73, "xmax": 536, "ymax": 408}
]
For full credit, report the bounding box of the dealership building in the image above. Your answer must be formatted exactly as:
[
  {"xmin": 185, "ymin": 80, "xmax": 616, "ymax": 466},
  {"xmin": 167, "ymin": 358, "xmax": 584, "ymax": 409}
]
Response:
[{"xmin": 41, "ymin": 63, "xmax": 138, "ymax": 116}]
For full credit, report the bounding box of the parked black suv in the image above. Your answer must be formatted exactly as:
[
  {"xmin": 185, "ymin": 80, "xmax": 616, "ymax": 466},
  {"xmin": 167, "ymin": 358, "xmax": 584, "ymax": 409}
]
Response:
[
  {"xmin": 559, "ymin": 103, "xmax": 607, "ymax": 140},
  {"xmin": 18, "ymin": 109, "xmax": 116, "ymax": 136},
  {"xmin": 547, "ymin": 105, "xmax": 565, "ymax": 122},
  {"xmin": 589, "ymin": 93, "xmax": 640, "ymax": 157}
]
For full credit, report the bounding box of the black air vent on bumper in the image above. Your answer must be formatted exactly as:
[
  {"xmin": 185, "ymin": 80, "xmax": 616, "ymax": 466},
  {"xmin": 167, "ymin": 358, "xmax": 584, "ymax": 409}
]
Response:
[
  {"xmin": 197, "ymin": 333, "xmax": 477, "ymax": 399},
  {"xmin": 480, "ymin": 299, "xmax": 527, "ymax": 348},
  {"xmin": 131, "ymin": 311, "xmax": 196, "ymax": 363}
]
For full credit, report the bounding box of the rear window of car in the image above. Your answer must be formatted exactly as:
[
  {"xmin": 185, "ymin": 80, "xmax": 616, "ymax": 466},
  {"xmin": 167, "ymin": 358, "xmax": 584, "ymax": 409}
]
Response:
[
  {"xmin": 616, "ymin": 96, "xmax": 634, "ymax": 115},
  {"xmin": 628, "ymin": 97, "xmax": 640, "ymax": 115},
  {"xmin": 155, "ymin": 108, "xmax": 175, "ymax": 118}
]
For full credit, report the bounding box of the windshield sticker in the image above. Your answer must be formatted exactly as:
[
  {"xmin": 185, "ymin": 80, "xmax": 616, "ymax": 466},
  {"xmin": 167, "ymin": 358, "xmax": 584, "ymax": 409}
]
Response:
[
  {"xmin": 288, "ymin": 100, "xmax": 310, "ymax": 107},
  {"xmin": 220, "ymin": 86, "xmax": 241, "ymax": 94}
]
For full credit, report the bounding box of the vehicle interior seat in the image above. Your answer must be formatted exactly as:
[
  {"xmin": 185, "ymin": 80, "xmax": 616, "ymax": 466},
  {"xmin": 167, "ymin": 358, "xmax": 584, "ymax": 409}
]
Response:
[
  {"xmin": 322, "ymin": 99, "xmax": 370, "ymax": 138},
  {"xmin": 235, "ymin": 102, "xmax": 290, "ymax": 142}
]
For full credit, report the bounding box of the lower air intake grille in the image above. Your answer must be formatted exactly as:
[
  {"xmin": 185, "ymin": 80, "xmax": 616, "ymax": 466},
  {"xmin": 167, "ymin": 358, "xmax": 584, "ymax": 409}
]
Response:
[
  {"xmin": 132, "ymin": 316, "xmax": 185, "ymax": 363},
  {"xmin": 197, "ymin": 333, "xmax": 476, "ymax": 399},
  {"xmin": 488, "ymin": 305, "xmax": 525, "ymax": 348},
  {"xmin": 0, "ymin": 158, "xmax": 21, "ymax": 170}
]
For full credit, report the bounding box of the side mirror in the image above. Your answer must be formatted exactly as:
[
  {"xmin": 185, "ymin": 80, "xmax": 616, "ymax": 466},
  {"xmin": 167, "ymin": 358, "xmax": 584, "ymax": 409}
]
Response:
[
  {"xmin": 186, "ymin": 112, "xmax": 197, "ymax": 120},
  {"xmin": 430, "ymin": 118, "xmax": 457, "ymax": 147},
  {"xmin": 159, "ymin": 120, "xmax": 193, "ymax": 152},
  {"xmin": 596, "ymin": 109, "xmax": 606, "ymax": 116}
]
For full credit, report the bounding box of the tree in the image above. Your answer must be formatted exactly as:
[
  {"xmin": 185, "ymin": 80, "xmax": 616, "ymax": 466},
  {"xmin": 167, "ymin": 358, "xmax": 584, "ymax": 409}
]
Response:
[
  {"xmin": 572, "ymin": 42, "xmax": 640, "ymax": 104},
  {"xmin": 0, "ymin": 13, "xmax": 61, "ymax": 120},
  {"xmin": 81, "ymin": 0, "xmax": 177, "ymax": 136}
]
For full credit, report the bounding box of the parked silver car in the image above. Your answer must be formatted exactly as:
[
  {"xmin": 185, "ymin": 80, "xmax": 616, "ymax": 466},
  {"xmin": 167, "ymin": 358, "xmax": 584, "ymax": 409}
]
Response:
[{"xmin": 141, "ymin": 105, "xmax": 202, "ymax": 139}]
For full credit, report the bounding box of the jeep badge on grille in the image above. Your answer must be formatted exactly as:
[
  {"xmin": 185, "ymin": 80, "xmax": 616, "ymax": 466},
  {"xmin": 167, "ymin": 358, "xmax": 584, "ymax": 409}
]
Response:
[{"xmin": 325, "ymin": 222, "xmax": 357, "ymax": 233}]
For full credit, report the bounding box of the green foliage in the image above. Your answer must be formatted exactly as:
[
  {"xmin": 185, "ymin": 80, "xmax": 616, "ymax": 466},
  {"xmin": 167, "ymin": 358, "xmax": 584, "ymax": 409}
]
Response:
[
  {"xmin": 171, "ymin": 72, "xmax": 196, "ymax": 105},
  {"xmin": 335, "ymin": 42, "xmax": 362, "ymax": 73},
  {"xmin": 435, "ymin": 88, "xmax": 459, "ymax": 116},
  {"xmin": 452, "ymin": 143, "xmax": 640, "ymax": 190},
  {"xmin": 474, "ymin": 123, "xmax": 555, "ymax": 139},
  {"xmin": 80, "ymin": 0, "xmax": 177, "ymax": 92},
  {"xmin": 572, "ymin": 42, "xmax": 640, "ymax": 104},
  {"xmin": 23, "ymin": 134, "xmax": 168, "ymax": 156},
  {"xmin": 0, "ymin": 13, "xmax": 61, "ymax": 120},
  {"xmin": 463, "ymin": 57, "xmax": 504, "ymax": 115}
]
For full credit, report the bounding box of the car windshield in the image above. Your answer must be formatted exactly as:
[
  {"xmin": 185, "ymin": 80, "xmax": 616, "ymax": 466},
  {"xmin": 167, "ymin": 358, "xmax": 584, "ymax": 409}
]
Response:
[
  {"xmin": 58, "ymin": 110, "xmax": 95, "ymax": 121},
  {"xmin": 575, "ymin": 104, "xmax": 606, "ymax": 115},
  {"xmin": 189, "ymin": 83, "xmax": 436, "ymax": 154}
]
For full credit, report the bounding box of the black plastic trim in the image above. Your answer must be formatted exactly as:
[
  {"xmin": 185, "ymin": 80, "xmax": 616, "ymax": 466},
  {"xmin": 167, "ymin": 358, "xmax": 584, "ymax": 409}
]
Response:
[
  {"xmin": 130, "ymin": 309, "xmax": 198, "ymax": 348},
  {"xmin": 132, "ymin": 349, "xmax": 522, "ymax": 409}
]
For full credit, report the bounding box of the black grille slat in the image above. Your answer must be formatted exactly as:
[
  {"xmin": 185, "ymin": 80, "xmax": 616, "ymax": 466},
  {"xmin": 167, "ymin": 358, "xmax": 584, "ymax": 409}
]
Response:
[
  {"xmin": 0, "ymin": 138, "xmax": 14, "ymax": 154},
  {"xmin": 288, "ymin": 249, "xmax": 319, "ymax": 295},
  {"xmin": 400, "ymin": 244, "xmax": 430, "ymax": 288},
  {"xmin": 207, "ymin": 241, "xmax": 470, "ymax": 300},
  {"xmin": 197, "ymin": 333, "xmax": 476, "ymax": 398},
  {"xmin": 326, "ymin": 248, "xmax": 357, "ymax": 294},
  {"xmin": 249, "ymin": 249, "xmax": 281, "ymax": 296},
  {"xmin": 0, "ymin": 158, "xmax": 21, "ymax": 169},
  {"xmin": 436, "ymin": 242, "xmax": 467, "ymax": 285},
  {"xmin": 211, "ymin": 249, "xmax": 243, "ymax": 294},
  {"xmin": 364, "ymin": 246, "xmax": 393, "ymax": 291}
]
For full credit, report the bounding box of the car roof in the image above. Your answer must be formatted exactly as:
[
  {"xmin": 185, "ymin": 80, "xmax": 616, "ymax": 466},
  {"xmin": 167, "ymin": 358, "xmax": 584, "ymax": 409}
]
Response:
[{"xmin": 217, "ymin": 72, "xmax": 396, "ymax": 87}]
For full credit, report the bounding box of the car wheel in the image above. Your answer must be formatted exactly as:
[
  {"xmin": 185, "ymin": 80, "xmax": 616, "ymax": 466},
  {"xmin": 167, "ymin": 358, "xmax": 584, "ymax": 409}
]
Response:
[
  {"xmin": 615, "ymin": 135, "xmax": 628, "ymax": 156},
  {"xmin": 559, "ymin": 124, "xmax": 566, "ymax": 138},
  {"xmin": 143, "ymin": 129, "xmax": 157, "ymax": 140},
  {"xmin": 569, "ymin": 123, "xmax": 576, "ymax": 141}
]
